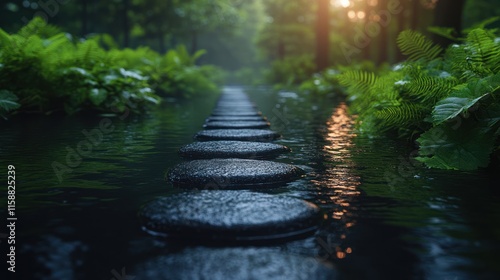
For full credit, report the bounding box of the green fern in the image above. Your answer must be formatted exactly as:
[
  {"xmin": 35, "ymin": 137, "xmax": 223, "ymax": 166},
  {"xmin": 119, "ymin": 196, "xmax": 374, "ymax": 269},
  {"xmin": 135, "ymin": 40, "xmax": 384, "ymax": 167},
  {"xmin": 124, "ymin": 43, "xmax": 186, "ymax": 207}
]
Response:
[
  {"xmin": 427, "ymin": 26, "xmax": 460, "ymax": 41},
  {"xmin": 374, "ymin": 103, "xmax": 427, "ymax": 131},
  {"xmin": 466, "ymin": 28, "xmax": 500, "ymax": 74},
  {"xmin": 403, "ymin": 74, "xmax": 458, "ymax": 104},
  {"xmin": 338, "ymin": 70, "xmax": 377, "ymax": 96},
  {"xmin": 397, "ymin": 30, "xmax": 443, "ymax": 62}
]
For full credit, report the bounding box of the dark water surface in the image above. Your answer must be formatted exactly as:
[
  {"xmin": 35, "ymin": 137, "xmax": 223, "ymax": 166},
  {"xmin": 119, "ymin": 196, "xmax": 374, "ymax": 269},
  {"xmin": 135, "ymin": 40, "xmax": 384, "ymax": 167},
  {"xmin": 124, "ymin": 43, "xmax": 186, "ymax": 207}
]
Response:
[{"xmin": 1, "ymin": 86, "xmax": 499, "ymax": 279}]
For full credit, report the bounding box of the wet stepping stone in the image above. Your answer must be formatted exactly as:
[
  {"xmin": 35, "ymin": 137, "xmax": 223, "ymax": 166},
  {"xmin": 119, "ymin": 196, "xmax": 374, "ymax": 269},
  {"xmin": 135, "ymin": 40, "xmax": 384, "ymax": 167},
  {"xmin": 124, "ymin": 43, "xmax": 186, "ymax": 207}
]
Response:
[
  {"xmin": 215, "ymin": 101, "xmax": 255, "ymax": 106},
  {"xmin": 195, "ymin": 129, "xmax": 279, "ymax": 142},
  {"xmin": 206, "ymin": 116, "xmax": 267, "ymax": 122},
  {"xmin": 214, "ymin": 106, "xmax": 257, "ymax": 111},
  {"xmin": 168, "ymin": 159, "xmax": 303, "ymax": 188},
  {"xmin": 179, "ymin": 141, "xmax": 290, "ymax": 159},
  {"xmin": 204, "ymin": 121, "xmax": 270, "ymax": 129},
  {"xmin": 132, "ymin": 247, "xmax": 337, "ymax": 279},
  {"xmin": 211, "ymin": 111, "xmax": 262, "ymax": 117},
  {"xmin": 139, "ymin": 190, "xmax": 319, "ymax": 241}
]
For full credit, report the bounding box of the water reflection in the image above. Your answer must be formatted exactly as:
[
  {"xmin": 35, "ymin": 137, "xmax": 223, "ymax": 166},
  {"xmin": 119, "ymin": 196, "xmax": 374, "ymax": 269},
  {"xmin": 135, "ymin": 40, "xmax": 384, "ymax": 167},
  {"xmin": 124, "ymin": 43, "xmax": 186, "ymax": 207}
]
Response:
[{"xmin": 314, "ymin": 102, "xmax": 361, "ymax": 260}]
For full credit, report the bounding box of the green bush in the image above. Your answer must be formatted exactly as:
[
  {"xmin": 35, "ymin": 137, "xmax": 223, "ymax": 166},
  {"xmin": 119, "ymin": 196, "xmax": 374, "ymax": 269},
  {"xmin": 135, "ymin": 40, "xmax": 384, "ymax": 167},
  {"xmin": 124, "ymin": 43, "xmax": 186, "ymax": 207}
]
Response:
[
  {"xmin": 266, "ymin": 54, "xmax": 316, "ymax": 88},
  {"xmin": 0, "ymin": 18, "xmax": 222, "ymax": 117},
  {"xmin": 303, "ymin": 25, "xmax": 500, "ymax": 170}
]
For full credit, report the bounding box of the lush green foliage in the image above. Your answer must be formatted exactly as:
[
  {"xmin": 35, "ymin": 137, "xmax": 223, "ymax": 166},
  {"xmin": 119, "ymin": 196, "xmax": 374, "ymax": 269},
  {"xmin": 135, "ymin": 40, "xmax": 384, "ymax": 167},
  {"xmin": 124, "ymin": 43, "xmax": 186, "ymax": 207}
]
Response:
[
  {"xmin": 265, "ymin": 55, "xmax": 316, "ymax": 88},
  {"xmin": 302, "ymin": 26, "xmax": 500, "ymax": 170},
  {"xmin": 0, "ymin": 18, "xmax": 222, "ymax": 116}
]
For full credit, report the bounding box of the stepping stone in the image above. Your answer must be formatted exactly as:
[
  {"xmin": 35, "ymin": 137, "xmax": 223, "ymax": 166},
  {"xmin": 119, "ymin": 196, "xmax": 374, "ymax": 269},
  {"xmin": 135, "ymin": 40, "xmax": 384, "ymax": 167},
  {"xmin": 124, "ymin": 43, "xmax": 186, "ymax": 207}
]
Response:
[
  {"xmin": 132, "ymin": 247, "xmax": 337, "ymax": 279},
  {"xmin": 206, "ymin": 116, "xmax": 267, "ymax": 122},
  {"xmin": 168, "ymin": 159, "xmax": 303, "ymax": 188},
  {"xmin": 214, "ymin": 105, "xmax": 257, "ymax": 111},
  {"xmin": 139, "ymin": 190, "xmax": 319, "ymax": 241},
  {"xmin": 195, "ymin": 129, "xmax": 279, "ymax": 142},
  {"xmin": 211, "ymin": 111, "xmax": 262, "ymax": 117},
  {"xmin": 204, "ymin": 121, "xmax": 270, "ymax": 129},
  {"xmin": 179, "ymin": 141, "xmax": 290, "ymax": 159}
]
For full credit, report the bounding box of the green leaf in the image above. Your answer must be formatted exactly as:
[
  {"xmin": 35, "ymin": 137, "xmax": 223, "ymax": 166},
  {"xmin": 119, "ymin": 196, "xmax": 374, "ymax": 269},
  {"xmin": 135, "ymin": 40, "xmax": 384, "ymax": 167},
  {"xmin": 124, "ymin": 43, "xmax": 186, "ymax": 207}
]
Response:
[
  {"xmin": 432, "ymin": 76, "xmax": 499, "ymax": 124},
  {"xmin": 427, "ymin": 26, "xmax": 459, "ymax": 41},
  {"xmin": 0, "ymin": 90, "xmax": 21, "ymax": 112},
  {"xmin": 432, "ymin": 94, "xmax": 488, "ymax": 124},
  {"xmin": 416, "ymin": 123, "xmax": 496, "ymax": 170},
  {"xmin": 89, "ymin": 88, "xmax": 108, "ymax": 106}
]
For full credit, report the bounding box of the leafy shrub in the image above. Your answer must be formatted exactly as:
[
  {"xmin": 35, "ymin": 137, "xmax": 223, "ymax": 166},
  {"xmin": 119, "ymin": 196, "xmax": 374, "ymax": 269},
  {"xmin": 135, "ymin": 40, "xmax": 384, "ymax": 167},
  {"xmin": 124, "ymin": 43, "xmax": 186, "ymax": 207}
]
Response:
[
  {"xmin": 0, "ymin": 17, "xmax": 222, "ymax": 117},
  {"xmin": 266, "ymin": 54, "xmax": 316, "ymax": 88},
  {"xmin": 304, "ymin": 25, "xmax": 500, "ymax": 170}
]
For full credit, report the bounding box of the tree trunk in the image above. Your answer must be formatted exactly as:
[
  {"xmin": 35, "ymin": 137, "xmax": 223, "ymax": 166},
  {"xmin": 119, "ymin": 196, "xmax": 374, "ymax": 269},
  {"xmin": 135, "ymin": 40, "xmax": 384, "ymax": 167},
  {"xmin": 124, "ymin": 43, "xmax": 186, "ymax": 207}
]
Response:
[
  {"xmin": 81, "ymin": 0, "xmax": 88, "ymax": 37},
  {"xmin": 410, "ymin": 0, "xmax": 420, "ymax": 30},
  {"xmin": 191, "ymin": 31, "xmax": 198, "ymax": 54},
  {"xmin": 123, "ymin": 0, "xmax": 130, "ymax": 47},
  {"xmin": 378, "ymin": 0, "xmax": 389, "ymax": 64},
  {"xmin": 316, "ymin": 0, "xmax": 329, "ymax": 71},
  {"xmin": 433, "ymin": 0, "xmax": 466, "ymax": 47},
  {"xmin": 277, "ymin": 37, "xmax": 285, "ymax": 60},
  {"xmin": 158, "ymin": 33, "xmax": 165, "ymax": 53}
]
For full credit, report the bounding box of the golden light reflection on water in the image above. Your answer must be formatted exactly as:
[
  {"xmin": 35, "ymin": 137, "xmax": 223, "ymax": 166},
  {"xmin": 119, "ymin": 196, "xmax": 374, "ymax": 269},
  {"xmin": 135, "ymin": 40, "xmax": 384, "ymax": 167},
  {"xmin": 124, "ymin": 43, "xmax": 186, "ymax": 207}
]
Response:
[{"xmin": 316, "ymin": 102, "xmax": 360, "ymax": 260}]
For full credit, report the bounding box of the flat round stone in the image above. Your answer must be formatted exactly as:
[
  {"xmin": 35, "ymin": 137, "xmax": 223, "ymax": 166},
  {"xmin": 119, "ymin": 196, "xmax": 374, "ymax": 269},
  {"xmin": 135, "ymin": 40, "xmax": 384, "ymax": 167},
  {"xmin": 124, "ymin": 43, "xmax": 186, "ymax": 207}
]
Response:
[
  {"xmin": 215, "ymin": 102, "xmax": 255, "ymax": 107},
  {"xmin": 195, "ymin": 129, "xmax": 279, "ymax": 142},
  {"xmin": 211, "ymin": 111, "xmax": 262, "ymax": 116},
  {"xmin": 139, "ymin": 190, "xmax": 319, "ymax": 241},
  {"xmin": 179, "ymin": 141, "xmax": 290, "ymax": 159},
  {"xmin": 167, "ymin": 159, "xmax": 304, "ymax": 188},
  {"xmin": 204, "ymin": 121, "xmax": 270, "ymax": 129},
  {"xmin": 132, "ymin": 247, "xmax": 337, "ymax": 279},
  {"xmin": 206, "ymin": 116, "xmax": 267, "ymax": 122}
]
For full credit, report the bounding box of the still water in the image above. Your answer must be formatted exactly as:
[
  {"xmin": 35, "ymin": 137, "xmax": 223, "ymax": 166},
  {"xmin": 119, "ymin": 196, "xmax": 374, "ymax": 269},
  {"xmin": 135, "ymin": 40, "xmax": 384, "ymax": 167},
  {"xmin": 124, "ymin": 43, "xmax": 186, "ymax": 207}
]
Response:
[{"xmin": 1, "ymin": 86, "xmax": 499, "ymax": 279}]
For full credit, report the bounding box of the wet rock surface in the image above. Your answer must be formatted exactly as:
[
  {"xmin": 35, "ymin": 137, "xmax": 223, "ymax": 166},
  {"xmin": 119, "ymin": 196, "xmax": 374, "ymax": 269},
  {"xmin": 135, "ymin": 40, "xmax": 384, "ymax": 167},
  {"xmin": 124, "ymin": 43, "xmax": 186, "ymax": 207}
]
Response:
[
  {"xmin": 132, "ymin": 247, "xmax": 337, "ymax": 280},
  {"xmin": 168, "ymin": 159, "xmax": 304, "ymax": 188},
  {"xmin": 195, "ymin": 129, "xmax": 280, "ymax": 141},
  {"xmin": 179, "ymin": 141, "xmax": 290, "ymax": 159},
  {"xmin": 211, "ymin": 111, "xmax": 262, "ymax": 116},
  {"xmin": 139, "ymin": 190, "xmax": 319, "ymax": 241},
  {"xmin": 203, "ymin": 121, "xmax": 270, "ymax": 129},
  {"xmin": 206, "ymin": 116, "xmax": 267, "ymax": 122}
]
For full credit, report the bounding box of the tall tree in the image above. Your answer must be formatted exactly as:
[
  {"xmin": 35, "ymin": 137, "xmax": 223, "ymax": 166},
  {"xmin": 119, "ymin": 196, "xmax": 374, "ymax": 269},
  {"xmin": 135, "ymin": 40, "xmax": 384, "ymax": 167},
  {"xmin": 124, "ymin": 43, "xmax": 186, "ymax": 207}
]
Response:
[
  {"xmin": 432, "ymin": 0, "xmax": 466, "ymax": 47},
  {"xmin": 316, "ymin": 0, "xmax": 329, "ymax": 71}
]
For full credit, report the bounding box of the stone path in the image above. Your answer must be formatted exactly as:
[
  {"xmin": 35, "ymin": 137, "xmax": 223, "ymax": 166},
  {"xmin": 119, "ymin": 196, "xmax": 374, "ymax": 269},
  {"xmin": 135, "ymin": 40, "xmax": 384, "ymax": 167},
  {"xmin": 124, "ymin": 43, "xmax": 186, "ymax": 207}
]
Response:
[{"xmin": 136, "ymin": 88, "xmax": 336, "ymax": 278}]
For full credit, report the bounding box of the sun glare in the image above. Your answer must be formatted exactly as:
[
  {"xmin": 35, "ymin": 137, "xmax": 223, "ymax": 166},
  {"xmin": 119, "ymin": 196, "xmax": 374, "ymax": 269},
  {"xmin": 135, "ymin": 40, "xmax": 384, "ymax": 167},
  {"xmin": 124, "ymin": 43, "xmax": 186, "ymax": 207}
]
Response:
[{"xmin": 332, "ymin": 0, "xmax": 351, "ymax": 8}]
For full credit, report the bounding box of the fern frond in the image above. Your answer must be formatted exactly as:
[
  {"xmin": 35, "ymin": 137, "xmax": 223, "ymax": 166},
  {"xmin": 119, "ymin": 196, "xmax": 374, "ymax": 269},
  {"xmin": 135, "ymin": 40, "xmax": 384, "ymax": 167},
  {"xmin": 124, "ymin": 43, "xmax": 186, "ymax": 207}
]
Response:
[
  {"xmin": 338, "ymin": 70, "xmax": 377, "ymax": 96},
  {"xmin": 0, "ymin": 28, "xmax": 12, "ymax": 47},
  {"xmin": 466, "ymin": 28, "xmax": 500, "ymax": 74},
  {"xmin": 428, "ymin": 26, "xmax": 460, "ymax": 41},
  {"xmin": 75, "ymin": 40, "xmax": 105, "ymax": 68},
  {"xmin": 464, "ymin": 16, "xmax": 500, "ymax": 33},
  {"xmin": 397, "ymin": 30, "xmax": 443, "ymax": 62},
  {"xmin": 404, "ymin": 74, "xmax": 457, "ymax": 104},
  {"xmin": 374, "ymin": 103, "xmax": 427, "ymax": 130}
]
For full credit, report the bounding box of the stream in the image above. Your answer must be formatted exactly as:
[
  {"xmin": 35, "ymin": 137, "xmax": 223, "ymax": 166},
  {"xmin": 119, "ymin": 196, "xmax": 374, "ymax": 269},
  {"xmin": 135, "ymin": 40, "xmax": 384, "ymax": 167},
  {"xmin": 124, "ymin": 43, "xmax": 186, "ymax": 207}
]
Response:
[{"xmin": 1, "ymin": 86, "xmax": 499, "ymax": 280}]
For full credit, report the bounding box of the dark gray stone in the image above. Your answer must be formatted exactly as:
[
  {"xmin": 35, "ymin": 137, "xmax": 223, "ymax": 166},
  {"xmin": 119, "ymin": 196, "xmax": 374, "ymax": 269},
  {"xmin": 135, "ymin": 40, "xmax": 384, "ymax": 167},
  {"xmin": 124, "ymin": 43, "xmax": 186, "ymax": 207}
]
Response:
[
  {"xmin": 206, "ymin": 116, "xmax": 267, "ymax": 122},
  {"xmin": 132, "ymin": 247, "xmax": 337, "ymax": 280},
  {"xmin": 179, "ymin": 141, "xmax": 290, "ymax": 159},
  {"xmin": 195, "ymin": 129, "xmax": 279, "ymax": 142},
  {"xmin": 215, "ymin": 102, "xmax": 254, "ymax": 107},
  {"xmin": 167, "ymin": 159, "xmax": 304, "ymax": 188},
  {"xmin": 204, "ymin": 121, "xmax": 270, "ymax": 129},
  {"xmin": 139, "ymin": 190, "xmax": 319, "ymax": 241},
  {"xmin": 211, "ymin": 111, "xmax": 262, "ymax": 117}
]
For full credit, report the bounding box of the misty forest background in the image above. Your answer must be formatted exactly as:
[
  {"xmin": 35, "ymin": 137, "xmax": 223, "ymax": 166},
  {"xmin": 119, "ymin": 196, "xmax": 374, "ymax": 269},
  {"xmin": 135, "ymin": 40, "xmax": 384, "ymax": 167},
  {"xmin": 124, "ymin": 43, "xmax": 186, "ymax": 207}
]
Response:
[{"xmin": 2, "ymin": 0, "xmax": 498, "ymax": 82}]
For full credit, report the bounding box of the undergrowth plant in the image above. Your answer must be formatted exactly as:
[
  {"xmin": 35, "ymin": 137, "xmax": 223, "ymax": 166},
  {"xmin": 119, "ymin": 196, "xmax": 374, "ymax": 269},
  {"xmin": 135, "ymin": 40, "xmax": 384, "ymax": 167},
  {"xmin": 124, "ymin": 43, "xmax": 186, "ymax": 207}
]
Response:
[
  {"xmin": 303, "ymin": 20, "xmax": 500, "ymax": 170},
  {"xmin": 0, "ymin": 18, "xmax": 222, "ymax": 117}
]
